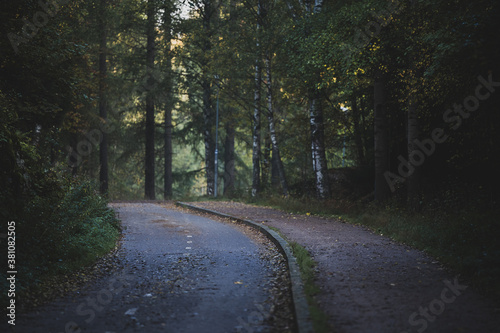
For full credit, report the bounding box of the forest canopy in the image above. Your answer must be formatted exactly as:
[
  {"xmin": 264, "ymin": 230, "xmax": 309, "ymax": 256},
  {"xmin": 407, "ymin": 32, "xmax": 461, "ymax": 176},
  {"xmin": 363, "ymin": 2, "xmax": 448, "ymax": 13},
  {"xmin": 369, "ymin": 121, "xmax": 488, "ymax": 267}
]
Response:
[{"xmin": 1, "ymin": 0, "xmax": 499, "ymax": 210}]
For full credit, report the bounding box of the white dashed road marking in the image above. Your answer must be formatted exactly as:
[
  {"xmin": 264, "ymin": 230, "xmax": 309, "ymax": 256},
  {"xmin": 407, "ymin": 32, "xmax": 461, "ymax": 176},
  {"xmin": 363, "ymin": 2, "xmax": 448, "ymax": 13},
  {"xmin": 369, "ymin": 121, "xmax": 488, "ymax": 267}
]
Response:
[{"xmin": 184, "ymin": 234, "xmax": 193, "ymax": 253}]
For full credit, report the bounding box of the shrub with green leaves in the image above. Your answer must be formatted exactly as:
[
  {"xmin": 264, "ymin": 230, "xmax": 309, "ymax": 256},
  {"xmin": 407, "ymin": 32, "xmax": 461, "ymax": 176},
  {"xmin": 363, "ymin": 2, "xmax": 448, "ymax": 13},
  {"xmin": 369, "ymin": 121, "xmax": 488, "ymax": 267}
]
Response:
[
  {"xmin": 14, "ymin": 177, "xmax": 121, "ymax": 288},
  {"xmin": 1, "ymin": 173, "xmax": 120, "ymax": 308}
]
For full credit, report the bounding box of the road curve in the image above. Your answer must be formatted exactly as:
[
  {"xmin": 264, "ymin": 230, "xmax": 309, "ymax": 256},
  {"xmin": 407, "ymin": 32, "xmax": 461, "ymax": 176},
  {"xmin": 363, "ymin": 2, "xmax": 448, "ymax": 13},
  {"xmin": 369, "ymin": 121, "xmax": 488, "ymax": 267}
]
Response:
[{"xmin": 12, "ymin": 202, "xmax": 279, "ymax": 333}]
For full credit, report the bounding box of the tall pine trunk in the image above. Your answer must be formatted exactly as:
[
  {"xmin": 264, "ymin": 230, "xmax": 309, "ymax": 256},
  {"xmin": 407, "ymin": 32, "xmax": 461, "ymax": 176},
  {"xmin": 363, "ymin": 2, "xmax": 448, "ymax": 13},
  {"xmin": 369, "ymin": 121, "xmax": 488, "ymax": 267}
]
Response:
[
  {"xmin": 309, "ymin": 91, "xmax": 329, "ymax": 198},
  {"xmin": 407, "ymin": 86, "xmax": 421, "ymax": 211},
  {"xmin": 222, "ymin": 0, "xmax": 237, "ymax": 197},
  {"xmin": 203, "ymin": 79, "xmax": 215, "ymax": 196},
  {"xmin": 251, "ymin": 0, "xmax": 262, "ymax": 197},
  {"xmin": 223, "ymin": 121, "xmax": 235, "ymax": 196},
  {"xmin": 163, "ymin": 4, "xmax": 173, "ymax": 199},
  {"xmin": 307, "ymin": 0, "xmax": 329, "ymax": 199},
  {"xmin": 271, "ymin": 147, "xmax": 280, "ymax": 188},
  {"xmin": 98, "ymin": 0, "xmax": 108, "ymax": 195},
  {"xmin": 374, "ymin": 72, "xmax": 390, "ymax": 202},
  {"xmin": 265, "ymin": 52, "xmax": 288, "ymax": 197},
  {"xmin": 202, "ymin": 0, "xmax": 215, "ymax": 196},
  {"xmin": 407, "ymin": 6, "xmax": 422, "ymax": 211},
  {"xmin": 351, "ymin": 98, "xmax": 366, "ymax": 166},
  {"xmin": 144, "ymin": 0, "xmax": 156, "ymax": 200},
  {"xmin": 164, "ymin": 106, "xmax": 173, "ymax": 199},
  {"xmin": 262, "ymin": 128, "xmax": 271, "ymax": 190}
]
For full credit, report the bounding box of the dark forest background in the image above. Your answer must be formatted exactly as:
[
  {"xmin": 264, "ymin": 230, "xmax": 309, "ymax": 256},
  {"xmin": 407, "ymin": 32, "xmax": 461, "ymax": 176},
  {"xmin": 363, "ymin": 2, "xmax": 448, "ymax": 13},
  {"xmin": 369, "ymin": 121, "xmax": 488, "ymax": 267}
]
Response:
[{"xmin": 1, "ymin": 0, "xmax": 499, "ymax": 300}]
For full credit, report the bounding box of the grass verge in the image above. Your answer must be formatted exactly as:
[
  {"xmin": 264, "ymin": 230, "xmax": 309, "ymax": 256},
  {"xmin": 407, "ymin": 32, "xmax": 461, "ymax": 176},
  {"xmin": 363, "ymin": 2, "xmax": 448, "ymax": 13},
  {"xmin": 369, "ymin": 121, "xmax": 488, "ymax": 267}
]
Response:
[
  {"xmin": 268, "ymin": 223, "xmax": 332, "ymax": 332},
  {"xmin": 289, "ymin": 241, "xmax": 332, "ymax": 333}
]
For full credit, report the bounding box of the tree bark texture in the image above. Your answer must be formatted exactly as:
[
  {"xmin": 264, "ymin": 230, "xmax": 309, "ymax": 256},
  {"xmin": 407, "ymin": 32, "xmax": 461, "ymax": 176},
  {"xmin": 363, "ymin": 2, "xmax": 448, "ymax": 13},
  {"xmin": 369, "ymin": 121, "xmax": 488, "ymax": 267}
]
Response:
[
  {"xmin": 202, "ymin": 0, "xmax": 215, "ymax": 196},
  {"xmin": 309, "ymin": 91, "xmax": 330, "ymax": 199},
  {"xmin": 223, "ymin": 121, "xmax": 235, "ymax": 196},
  {"xmin": 164, "ymin": 102, "xmax": 173, "ymax": 199},
  {"xmin": 98, "ymin": 0, "xmax": 108, "ymax": 196},
  {"xmin": 407, "ymin": 90, "xmax": 421, "ymax": 211},
  {"xmin": 145, "ymin": 0, "xmax": 156, "ymax": 200},
  {"xmin": 203, "ymin": 79, "xmax": 215, "ymax": 196},
  {"xmin": 262, "ymin": 129, "xmax": 271, "ymax": 190},
  {"xmin": 306, "ymin": 0, "xmax": 329, "ymax": 199},
  {"xmin": 251, "ymin": 0, "xmax": 262, "ymax": 197},
  {"xmin": 351, "ymin": 98, "xmax": 366, "ymax": 166},
  {"xmin": 163, "ymin": 4, "xmax": 173, "ymax": 199},
  {"xmin": 374, "ymin": 73, "xmax": 390, "ymax": 203},
  {"xmin": 265, "ymin": 53, "xmax": 288, "ymax": 197}
]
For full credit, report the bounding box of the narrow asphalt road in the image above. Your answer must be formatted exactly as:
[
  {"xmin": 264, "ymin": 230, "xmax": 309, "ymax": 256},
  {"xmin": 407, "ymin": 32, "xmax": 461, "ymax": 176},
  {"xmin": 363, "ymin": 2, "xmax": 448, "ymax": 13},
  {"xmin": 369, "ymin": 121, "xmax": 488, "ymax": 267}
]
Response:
[{"xmin": 11, "ymin": 202, "xmax": 281, "ymax": 333}]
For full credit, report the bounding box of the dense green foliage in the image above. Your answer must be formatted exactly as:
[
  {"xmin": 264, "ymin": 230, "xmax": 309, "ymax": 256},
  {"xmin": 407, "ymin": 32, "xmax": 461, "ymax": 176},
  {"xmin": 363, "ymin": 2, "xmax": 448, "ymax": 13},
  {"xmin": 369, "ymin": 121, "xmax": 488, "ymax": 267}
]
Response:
[
  {"xmin": 3, "ymin": 0, "xmax": 498, "ymax": 206},
  {"xmin": 0, "ymin": 176, "xmax": 120, "ymax": 306},
  {"xmin": 0, "ymin": 1, "xmax": 121, "ymax": 303},
  {"xmin": 22, "ymin": 179, "xmax": 120, "ymax": 273}
]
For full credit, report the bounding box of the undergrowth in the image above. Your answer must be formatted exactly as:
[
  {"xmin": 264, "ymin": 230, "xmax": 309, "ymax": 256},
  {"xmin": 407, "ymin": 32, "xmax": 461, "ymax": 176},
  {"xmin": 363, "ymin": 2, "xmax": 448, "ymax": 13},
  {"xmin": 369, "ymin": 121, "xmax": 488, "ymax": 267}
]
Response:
[{"xmin": 1, "ymin": 177, "xmax": 121, "ymax": 308}]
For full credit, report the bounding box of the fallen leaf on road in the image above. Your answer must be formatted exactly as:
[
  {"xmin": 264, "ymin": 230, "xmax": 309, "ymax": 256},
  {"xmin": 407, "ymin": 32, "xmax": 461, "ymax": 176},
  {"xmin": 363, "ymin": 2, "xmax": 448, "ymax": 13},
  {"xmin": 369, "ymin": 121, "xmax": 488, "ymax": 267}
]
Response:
[{"xmin": 125, "ymin": 308, "xmax": 138, "ymax": 316}]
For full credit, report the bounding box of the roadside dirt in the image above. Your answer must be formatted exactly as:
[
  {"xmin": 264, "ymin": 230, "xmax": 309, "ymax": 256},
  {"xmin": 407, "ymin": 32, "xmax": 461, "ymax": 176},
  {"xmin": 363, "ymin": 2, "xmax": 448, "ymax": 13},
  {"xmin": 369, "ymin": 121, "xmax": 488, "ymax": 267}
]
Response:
[{"xmin": 188, "ymin": 201, "xmax": 500, "ymax": 333}]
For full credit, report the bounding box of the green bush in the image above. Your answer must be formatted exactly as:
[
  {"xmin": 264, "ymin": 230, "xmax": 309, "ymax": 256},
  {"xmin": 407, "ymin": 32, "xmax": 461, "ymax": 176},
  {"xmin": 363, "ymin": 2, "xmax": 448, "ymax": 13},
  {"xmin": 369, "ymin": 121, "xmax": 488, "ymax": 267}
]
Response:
[
  {"xmin": 1, "ymin": 176, "xmax": 121, "ymax": 307},
  {"xmin": 22, "ymin": 178, "xmax": 120, "ymax": 273}
]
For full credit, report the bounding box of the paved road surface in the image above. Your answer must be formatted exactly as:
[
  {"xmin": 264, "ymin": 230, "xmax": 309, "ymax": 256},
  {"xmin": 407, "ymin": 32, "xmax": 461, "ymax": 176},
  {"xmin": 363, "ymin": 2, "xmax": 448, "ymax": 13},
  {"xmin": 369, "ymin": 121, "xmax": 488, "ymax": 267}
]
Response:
[{"xmin": 11, "ymin": 203, "xmax": 277, "ymax": 333}]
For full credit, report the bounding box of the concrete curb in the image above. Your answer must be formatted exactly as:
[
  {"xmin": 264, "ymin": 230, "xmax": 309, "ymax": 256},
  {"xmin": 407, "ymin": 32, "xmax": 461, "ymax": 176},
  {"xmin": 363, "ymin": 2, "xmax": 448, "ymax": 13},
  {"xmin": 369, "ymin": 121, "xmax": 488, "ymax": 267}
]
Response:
[{"xmin": 176, "ymin": 202, "xmax": 314, "ymax": 333}]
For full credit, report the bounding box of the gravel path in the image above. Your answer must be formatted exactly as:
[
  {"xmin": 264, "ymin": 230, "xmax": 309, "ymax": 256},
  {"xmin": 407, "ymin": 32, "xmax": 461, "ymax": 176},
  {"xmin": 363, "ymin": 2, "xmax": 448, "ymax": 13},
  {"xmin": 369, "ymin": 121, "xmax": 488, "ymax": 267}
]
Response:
[
  {"xmin": 188, "ymin": 201, "xmax": 500, "ymax": 333},
  {"xmin": 8, "ymin": 202, "xmax": 294, "ymax": 333}
]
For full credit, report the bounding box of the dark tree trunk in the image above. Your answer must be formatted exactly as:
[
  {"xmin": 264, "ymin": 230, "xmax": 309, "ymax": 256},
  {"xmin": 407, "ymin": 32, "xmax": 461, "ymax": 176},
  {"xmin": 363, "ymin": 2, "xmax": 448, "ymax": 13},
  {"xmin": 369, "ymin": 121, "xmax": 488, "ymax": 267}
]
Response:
[
  {"xmin": 374, "ymin": 72, "xmax": 390, "ymax": 203},
  {"xmin": 262, "ymin": 129, "xmax": 271, "ymax": 190},
  {"xmin": 223, "ymin": 121, "xmax": 235, "ymax": 196},
  {"xmin": 351, "ymin": 98, "xmax": 366, "ymax": 166},
  {"xmin": 407, "ymin": 87, "xmax": 421, "ymax": 211},
  {"xmin": 222, "ymin": 0, "xmax": 237, "ymax": 197},
  {"xmin": 164, "ymin": 104, "xmax": 173, "ymax": 199},
  {"xmin": 98, "ymin": 0, "xmax": 108, "ymax": 196},
  {"xmin": 407, "ymin": 0, "xmax": 422, "ymax": 211},
  {"xmin": 251, "ymin": 0, "xmax": 262, "ymax": 197},
  {"xmin": 203, "ymin": 78, "xmax": 215, "ymax": 196},
  {"xmin": 145, "ymin": 0, "xmax": 156, "ymax": 200},
  {"xmin": 360, "ymin": 96, "xmax": 370, "ymax": 156},
  {"xmin": 201, "ymin": 0, "xmax": 215, "ymax": 196},
  {"xmin": 309, "ymin": 91, "xmax": 329, "ymax": 199},
  {"xmin": 271, "ymin": 147, "xmax": 280, "ymax": 188},
  {"xmin": 265, "ymin": 52, "xmax": 288, "ymax": 197},
  {"xmin": 305, "ymin": 0, "xmax": 329, "ymax": 199},
  {"xmin": 163, "ymin": 4, "xmax": 173, "ymax": 199}
]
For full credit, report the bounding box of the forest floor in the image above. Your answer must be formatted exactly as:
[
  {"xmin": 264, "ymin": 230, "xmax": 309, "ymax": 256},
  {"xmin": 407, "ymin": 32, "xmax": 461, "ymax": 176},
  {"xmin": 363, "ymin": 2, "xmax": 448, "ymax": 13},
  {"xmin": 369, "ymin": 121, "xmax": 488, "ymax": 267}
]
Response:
[{"xmin": 187, "ymin": 201, "xmax": 500, "ymax": 333}]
